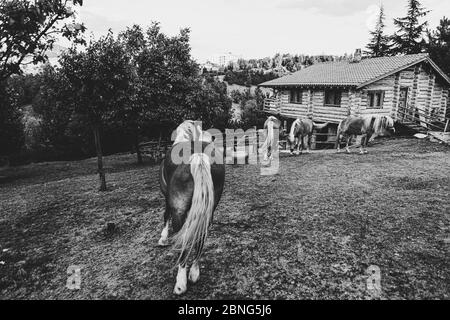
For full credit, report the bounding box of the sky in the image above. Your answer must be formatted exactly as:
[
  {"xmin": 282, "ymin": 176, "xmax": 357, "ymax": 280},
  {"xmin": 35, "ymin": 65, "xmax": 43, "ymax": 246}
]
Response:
[{"xmin": 72, "ymin": 0, "xmax": 450, "ymax": 63}]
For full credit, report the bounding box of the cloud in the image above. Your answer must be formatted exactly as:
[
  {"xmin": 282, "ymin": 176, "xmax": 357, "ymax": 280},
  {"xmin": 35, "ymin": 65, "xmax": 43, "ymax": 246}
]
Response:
[
  {"xmin": 277, "ymin": 0, "xmax": 377, "ymax": 16},
  {"xmin": 365, "ymin": 4, "xmax": 380, "ymax": 30}
]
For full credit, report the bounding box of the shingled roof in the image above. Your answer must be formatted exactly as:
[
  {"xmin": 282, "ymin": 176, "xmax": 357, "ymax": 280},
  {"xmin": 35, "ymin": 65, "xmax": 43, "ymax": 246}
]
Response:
[{"xmin": 259, "ymin": 53, "xmax": 450, "ymax": 89}]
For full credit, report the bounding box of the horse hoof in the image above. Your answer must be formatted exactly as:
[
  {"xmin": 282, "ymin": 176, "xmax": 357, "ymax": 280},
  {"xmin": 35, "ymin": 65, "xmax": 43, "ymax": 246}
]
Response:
[
  {"xmin": 189, "ymin": 265, "xmax": 200, "ymax": 284},
  {"xmin": 173, "ymin": 284, "xmax": 187, "ymax": 295},
  {"xmin": 158, "ymin": 238, "xmax": 169, "ymax": 247}
]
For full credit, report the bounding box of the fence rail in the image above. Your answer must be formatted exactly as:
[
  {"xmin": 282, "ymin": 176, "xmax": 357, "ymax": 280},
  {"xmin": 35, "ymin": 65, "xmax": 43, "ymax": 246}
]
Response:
[{"xmin": 397, "ymin": 106, "xmax": 449, "ymax": 132}]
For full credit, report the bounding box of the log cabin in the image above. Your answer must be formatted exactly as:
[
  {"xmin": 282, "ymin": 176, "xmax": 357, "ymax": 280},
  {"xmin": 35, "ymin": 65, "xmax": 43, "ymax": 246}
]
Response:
[{"xmin": 259, "ymin": 53, "xmax": 450, "ymax": 145}]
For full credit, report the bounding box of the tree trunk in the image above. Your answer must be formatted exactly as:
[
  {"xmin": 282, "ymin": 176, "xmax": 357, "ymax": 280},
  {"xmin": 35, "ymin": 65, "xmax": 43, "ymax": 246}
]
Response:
[
  {"xmin": 93, "ymin": 126, "xmax": 107, "ymax": 191},
  {"xmin": 134, "ymin": 129, "xmax": 143, "ymax": 164}
]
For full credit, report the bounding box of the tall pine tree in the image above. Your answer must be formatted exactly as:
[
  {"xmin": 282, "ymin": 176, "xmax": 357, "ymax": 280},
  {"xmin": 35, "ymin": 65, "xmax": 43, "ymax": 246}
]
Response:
[
  {"xmin": 428, "ymin": 17, "xmax": 450, "ymax": 77},
  {"xmin": 391, "ymin": 0, "xmax": 430, "ymax": 55},
  {"xmin": 366, "ymin": 5, "xmax": 392, "ymax": 57}
]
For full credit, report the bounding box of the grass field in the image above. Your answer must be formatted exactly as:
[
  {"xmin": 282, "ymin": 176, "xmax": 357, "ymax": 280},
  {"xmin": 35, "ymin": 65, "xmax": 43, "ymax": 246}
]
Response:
[{"xmin": 0, "ymin": 137, "xmax": 449, "ymax": 300}]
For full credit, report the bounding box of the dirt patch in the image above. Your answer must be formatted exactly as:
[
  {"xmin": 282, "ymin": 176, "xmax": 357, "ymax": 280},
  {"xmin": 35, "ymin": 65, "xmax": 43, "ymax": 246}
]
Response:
[{"xmin": 0, "ymin": 138, "xmax": 449, "ymax": 299}]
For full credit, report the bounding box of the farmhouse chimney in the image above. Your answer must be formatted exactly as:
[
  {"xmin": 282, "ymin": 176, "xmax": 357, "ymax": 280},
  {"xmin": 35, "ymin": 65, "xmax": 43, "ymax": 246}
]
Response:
[{"xmin": 353, "ymin": 49, "xmax": 362, "ymax": 63}]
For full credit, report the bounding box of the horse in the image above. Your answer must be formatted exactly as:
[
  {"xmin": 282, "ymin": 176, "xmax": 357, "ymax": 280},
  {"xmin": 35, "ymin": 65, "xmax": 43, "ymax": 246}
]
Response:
[
  {"xmin": 336, "ymin": 115, "xmax": 395, "ymax": 154},
  {"xmin": 261, "ymin": 116, "xmax": 283, "ymax": 161},
  {"xmin": 158, "ymin": 120, "xmax": 225, "ymax": 295},
  {"xmin": 287, "ymin": 118, "xmax": 329, "ymax": 155}
]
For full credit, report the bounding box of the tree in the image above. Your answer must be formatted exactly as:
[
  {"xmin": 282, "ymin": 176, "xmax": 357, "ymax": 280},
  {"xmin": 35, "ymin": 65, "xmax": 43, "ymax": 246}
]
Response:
[
  {"xmin": 136, "ymin": 22, "xmax": 199, "ymax": 129},
  {"xmin": 391, "ymin": 0, "xmax": 430, "ymax": 55},
  {"xmin": 366, "ymin": 5, "xmax": 392, "ymax": 57},
  {"xmin": 428, "ymin": 17, "xmax": 450, "ymax": 77},
  {"xmin": 0, "ymin": 0, "xmax": 85, "ymax": 83},
  {"xmin": 60, "ymin": 33, "xmax": 132, "ymax": 191},
  {"xmin": 118, "ymin": 25, "xmax": 146, "ymax": 164},
  {"xmin": 0, "ymin": 81, "xmax": 25, "ymax": 157}
]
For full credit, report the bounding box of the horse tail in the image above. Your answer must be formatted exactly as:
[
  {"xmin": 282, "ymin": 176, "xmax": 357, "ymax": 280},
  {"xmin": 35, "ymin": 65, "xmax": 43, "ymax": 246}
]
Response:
[
  {"xmin": 173, "ymin": 153, "xmax": 215, "ymax": 266},
  {"xmin": 313, "ymin": 122, "xmax": 329, "ymax": 130},
  {"xmin": 261, "ymin": 119, "xmax": 274, "ymax": 157}
]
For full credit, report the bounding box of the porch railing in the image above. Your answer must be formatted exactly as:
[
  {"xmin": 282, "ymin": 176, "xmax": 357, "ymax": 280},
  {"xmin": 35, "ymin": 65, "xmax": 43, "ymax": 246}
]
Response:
[
  {"xmin": 263, "ymin": 98, "xmax": 281, "ymax": 114},
  {"xmin": 397, "ymin": 105, "xmax": 449, "ymax": 132}
]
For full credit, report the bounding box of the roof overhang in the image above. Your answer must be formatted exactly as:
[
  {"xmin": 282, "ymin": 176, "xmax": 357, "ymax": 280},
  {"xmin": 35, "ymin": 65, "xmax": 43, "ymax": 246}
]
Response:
[
  {"xmin": 357, "ymin": 56, "xmax": 450, "ymax": 89},
  {"xmin": 258, "ymin": 83, "xmax": 358, "ymax": 89}
]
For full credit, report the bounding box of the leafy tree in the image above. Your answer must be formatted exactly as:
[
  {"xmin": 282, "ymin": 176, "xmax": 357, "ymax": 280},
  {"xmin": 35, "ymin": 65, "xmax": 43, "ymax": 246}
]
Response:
[
  {"xmin": 136, "ymin": 22, "xmax": 198, "ymax": 128},
  {"xmin": 0, "ymin": 0, "xmax": 85, "ymax": 83},
  {"xmin": 185, "ymin": 76, "xmax": 232, "ymax": 130},
  {"xmin": 428, "ymin": 17, "xmax": 450, "ymax": 77},
  {"xmin": 60, "ymin": 33, "xmax": 132, "ymax": 191},
  {"xmin": 0, "ymin": 81, "xmax": 24, "ymax": 157},
  {"xmin": 366, "ymin": 5, "xmax": 392, "ymax": 57},
  {"xmin": 118, "ymin": 25, "xmax": 147, "ymax": 163},
  {"xmin": 391, "ymin": 0, "xmax": 430, "ymax": 55}
]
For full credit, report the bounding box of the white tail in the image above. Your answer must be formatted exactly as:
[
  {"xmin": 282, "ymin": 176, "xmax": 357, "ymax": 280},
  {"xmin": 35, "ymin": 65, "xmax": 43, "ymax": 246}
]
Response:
[
  {"xmin": 313, "ymin": 122, "xmax": 329, "ymax": 130},
  {"xmin": 173, "ymin": 153, "xmax": 214, "ymax": 266},
  {"xmin": 261, "ymin": 120, "xmax": 274, "ymax": 158}
]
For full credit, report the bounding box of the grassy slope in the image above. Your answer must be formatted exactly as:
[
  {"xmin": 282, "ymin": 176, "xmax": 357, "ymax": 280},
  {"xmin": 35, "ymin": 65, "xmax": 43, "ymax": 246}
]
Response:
[{"xmin": 0, "ymin": 138, "xmax": 449, "ymax": 300}]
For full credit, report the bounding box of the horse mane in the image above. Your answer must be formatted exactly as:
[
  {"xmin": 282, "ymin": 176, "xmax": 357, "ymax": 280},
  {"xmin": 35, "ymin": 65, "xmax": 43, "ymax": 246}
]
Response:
[
  {"xmin": 364, "ymin": 115, "xmax": 394, "ymax": 135},
  {"xmin": 174, "ymin": 120, "xmax": 210, "ymax": 144},
  {"xmin": 289, "ymin": 119, "xmax": 301, "ymax": 140}
]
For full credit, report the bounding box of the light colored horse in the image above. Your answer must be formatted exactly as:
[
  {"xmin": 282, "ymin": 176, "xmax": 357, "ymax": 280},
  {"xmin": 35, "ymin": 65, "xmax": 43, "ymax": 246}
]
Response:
[
  {"xmin": 287, "ymin": 118, "xmax": 329, "ymax": 155},
  {"xmin": 159, "ymin": 120, "xmax": 225, "ymax": 295},
  {"xmin": 336, "ymin": 115, "xmax": 395, "ymax": 154},
  {"xmin": 261, "ymin": 116, "xmax": 283, "ymax": 161}
]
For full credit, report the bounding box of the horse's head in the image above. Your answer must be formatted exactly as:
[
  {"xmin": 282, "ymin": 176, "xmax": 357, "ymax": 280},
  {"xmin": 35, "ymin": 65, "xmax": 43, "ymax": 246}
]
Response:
[
  {"xmin": 173, "ymin": 120, "xmax": 202, "ymax": 144},
  {"xmin": 386, "ymin": 116, "xmax": 396, "ymax": 135},
  {"xmin": 375, "ymin": 116, "xmax": 396, "ymax": 136},
  {"xmin": 288, "ymin": 119, "xmax": 300, "ymax": 152}
]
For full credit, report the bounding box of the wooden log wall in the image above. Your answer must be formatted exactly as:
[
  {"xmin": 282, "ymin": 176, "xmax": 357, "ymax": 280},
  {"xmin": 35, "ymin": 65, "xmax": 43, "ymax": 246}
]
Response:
[{"xmin": 273, "ymin": 62, "xmax": 449, "ymax": 125}]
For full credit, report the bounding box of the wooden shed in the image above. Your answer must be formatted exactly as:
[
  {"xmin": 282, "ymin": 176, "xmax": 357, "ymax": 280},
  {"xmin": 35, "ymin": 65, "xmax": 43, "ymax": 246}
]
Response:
[{"xmin": 259, "ymin": 53, "xmax": 450, "ymax": 143}]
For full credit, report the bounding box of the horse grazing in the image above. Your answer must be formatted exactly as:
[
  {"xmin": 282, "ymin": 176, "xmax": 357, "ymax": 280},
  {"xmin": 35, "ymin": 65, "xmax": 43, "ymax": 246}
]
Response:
[
  {"xmin": 159, "ymin": 120, "xmax": 225, "ymax": 295},
  {"xmin": 336, "ymin": 115, "xmax": 395, "ymax": 154},
  {"xmin": 261, "ymin": 116, "xmax": 283, "ymax": 161},
  {"xmin": 287, "ymin": 118, "xmax": 329, "ymax": 155}
]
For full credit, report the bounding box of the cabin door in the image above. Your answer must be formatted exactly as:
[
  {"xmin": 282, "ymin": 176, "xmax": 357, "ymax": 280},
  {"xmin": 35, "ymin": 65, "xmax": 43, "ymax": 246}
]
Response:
[{"xmin": 398, "ymin": 88, "xmax": 408, "ymax": 120}]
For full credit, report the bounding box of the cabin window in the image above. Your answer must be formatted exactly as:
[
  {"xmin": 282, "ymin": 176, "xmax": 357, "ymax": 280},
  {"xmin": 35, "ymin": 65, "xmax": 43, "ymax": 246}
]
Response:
[
  {"xmin": 289, "ymin": 89, "xmax": 303, "ymax": 104},
  {"xmin": 324, "ymin": 90, "xmax": 342, "ymax": 107},
  {"xmin": 367, "ymin": 91, "xmax": 385, "ymax": 109}
]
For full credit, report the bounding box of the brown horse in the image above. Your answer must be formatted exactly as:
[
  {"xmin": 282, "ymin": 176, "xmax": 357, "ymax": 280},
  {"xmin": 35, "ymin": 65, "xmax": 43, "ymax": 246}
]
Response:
[
  {"xmin": 336, "ymin": 115, "xmax": 395, "ymax": 154},
  {"xmin": 159, "ymin": 120, "xmax": 225, "ymax": 295},
  {"xmin": 287, "ymin": 118, "xmax": 329, "ymax": 155}
]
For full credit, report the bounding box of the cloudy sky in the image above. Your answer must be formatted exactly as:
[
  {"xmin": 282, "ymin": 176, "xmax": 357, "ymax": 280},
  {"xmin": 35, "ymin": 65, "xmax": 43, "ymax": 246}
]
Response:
[{"xmin": 74, "ymin": 0, "xmax": 449, "ymax": 62}]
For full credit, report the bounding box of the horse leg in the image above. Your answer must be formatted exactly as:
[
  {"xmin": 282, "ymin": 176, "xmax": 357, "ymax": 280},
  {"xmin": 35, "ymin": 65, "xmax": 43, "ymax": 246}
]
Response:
[
  {"xmin": 336, "ymin": 133, "xmax": 342, "ymax": 153},
  {"xmin": 158, "ymin": 208, "xmax": 171, "ymax": 247},
  {"xmin": 364, "ymin": 134, "xmax": 369, "ymax": 154},
  {"xmin": 189, "ymin": 239, "xmax": 205, "ymax": 284},
  {"xmin": 346, "ymin": 136, "xmax": 352, "ymax": 153},
  {"xmin": 306, "ymin": 134, "xmax": 311, "ymax": 154},
  {"xmin": 360, "ymin": 134, "xmax": 367, "ymax": 154},
  {"xmin": 174, "ymin": 260, "xmax": 188, "ymax": 295},
  {"xmin": 168, "ymin": 173, "xmax": 193, "ymax": 295}
]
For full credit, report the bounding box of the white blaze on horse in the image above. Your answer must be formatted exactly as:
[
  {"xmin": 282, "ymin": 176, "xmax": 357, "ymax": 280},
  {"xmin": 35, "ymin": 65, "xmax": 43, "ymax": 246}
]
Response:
[
  {"xmin": 336, "ymin": 115, "xmax": 396, "ymax": 154},
  {"xmin": 159, "ymin": 120, "xmax": 225, "ymax": 295},
  {"xmin": 287, "ymin": 118, "xmax": 329, "ymax": 155}
]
